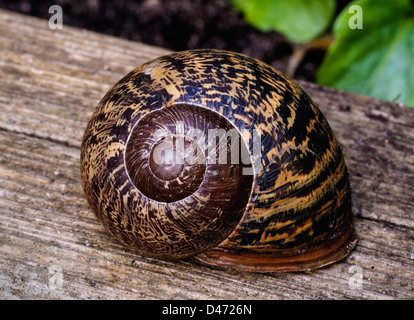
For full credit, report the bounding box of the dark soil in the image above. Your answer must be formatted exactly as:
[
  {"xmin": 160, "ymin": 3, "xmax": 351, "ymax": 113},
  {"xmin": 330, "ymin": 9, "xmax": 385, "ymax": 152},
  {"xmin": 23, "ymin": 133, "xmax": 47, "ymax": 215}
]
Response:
[{"xmin": 0, "ymin": 0, "xmax": 349, "ymax": 81}]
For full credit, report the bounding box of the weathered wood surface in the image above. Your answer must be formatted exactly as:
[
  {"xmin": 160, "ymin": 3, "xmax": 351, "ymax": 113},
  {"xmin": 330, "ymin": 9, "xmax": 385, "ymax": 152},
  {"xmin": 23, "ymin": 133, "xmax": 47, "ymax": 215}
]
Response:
[{"xmin": 0, "ymin": 9, "xmax": 413, "ymax": 300}]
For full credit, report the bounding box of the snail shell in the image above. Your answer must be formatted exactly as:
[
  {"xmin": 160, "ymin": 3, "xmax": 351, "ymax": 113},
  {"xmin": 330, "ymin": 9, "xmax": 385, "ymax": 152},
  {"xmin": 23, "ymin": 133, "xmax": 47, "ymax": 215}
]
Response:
[{"xmin": 80, "ymin": 49, "xmax": 357, "ymax": 272}]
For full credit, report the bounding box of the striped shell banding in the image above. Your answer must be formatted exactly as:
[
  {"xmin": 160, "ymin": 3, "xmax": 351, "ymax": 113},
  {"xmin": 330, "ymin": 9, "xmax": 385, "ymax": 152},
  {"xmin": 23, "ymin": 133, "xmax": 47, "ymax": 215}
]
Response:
[{"xmin": 80, "ymin": 49, "xmax": 357, "ymax": 272}]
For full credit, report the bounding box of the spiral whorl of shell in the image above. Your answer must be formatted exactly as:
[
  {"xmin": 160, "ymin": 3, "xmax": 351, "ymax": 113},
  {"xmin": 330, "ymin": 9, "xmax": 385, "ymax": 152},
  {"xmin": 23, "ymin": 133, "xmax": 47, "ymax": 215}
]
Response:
[{"xmin": 81, "ymin": 98, "xmax": 253, "ymax": 258}]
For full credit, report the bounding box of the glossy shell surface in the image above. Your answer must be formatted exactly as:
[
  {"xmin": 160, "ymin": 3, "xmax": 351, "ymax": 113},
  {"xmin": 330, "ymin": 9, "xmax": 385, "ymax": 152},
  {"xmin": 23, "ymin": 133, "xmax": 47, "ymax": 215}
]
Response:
[{"xmin": 80, "ymin": 49, "xmax": 356, "ymax": 272}]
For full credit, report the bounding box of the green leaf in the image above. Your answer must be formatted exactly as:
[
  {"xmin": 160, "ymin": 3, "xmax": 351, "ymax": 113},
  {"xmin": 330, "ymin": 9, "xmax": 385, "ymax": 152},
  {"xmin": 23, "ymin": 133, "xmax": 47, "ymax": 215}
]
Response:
[
  {"xmin": 232, "ymin": 0, "xmax": 336, "ymax": 43},
  {"xmin": 317, "ymin": 0, "xmax": 414, "ymax": 107}
]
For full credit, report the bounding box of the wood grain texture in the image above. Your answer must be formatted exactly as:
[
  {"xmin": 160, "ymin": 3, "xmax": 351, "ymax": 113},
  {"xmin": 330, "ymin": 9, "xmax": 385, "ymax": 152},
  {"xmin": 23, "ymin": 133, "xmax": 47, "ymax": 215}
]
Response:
[{"xmin": 0, "ymin": 9, "xmax": 413, "ymax": 299}]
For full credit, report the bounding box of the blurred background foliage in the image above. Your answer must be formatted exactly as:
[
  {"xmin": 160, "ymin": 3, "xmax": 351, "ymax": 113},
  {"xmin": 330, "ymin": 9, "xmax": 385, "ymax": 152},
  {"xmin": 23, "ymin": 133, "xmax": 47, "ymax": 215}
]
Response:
[
  {"xmin": 234, "ymin": 0, "xmax": 414, "ymax": 107},
  {"xmin": 233, "ymin": 0, "xmax": 337, "ymax": 43},
  {"xmin": 1, "ymin": 0, "xmax": 412, "ymax": 107}
]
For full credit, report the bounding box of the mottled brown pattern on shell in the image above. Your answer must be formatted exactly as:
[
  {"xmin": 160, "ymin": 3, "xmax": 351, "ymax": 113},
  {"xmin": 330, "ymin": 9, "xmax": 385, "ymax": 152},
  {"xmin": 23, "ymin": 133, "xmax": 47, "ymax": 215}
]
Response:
[{"xmin": 80, "ymin": 49, "xmax": 356, "ymax": 271}]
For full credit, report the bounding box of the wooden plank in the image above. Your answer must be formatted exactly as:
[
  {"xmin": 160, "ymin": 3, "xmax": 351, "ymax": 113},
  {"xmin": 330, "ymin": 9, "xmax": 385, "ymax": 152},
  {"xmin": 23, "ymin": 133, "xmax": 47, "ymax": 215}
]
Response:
[{"xmin": 0, "ymin": 9, "xmax": 413, "ymax": 299}]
